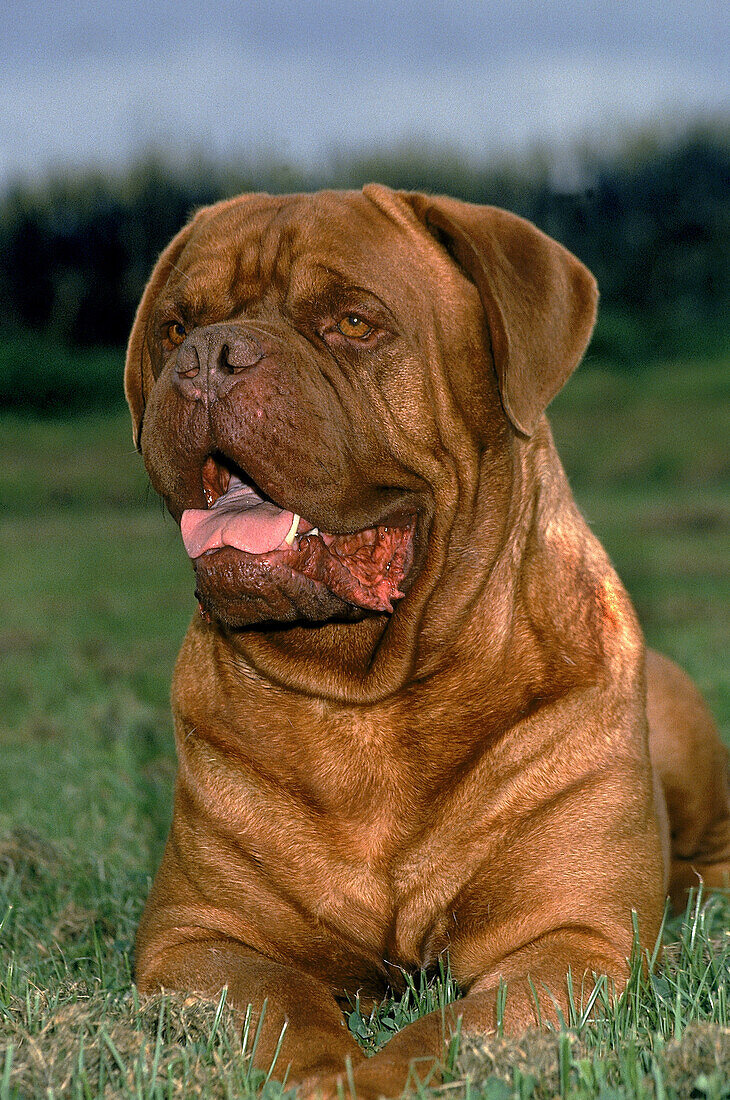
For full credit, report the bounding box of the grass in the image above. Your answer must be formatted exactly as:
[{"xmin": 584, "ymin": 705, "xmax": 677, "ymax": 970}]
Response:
[{"xmin": 0, "ymin": 354, "xmax": 728, "ymax": 1097}]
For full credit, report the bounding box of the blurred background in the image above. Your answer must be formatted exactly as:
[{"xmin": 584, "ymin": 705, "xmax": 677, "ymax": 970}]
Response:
[
  {"xmin": 1, "ymin": 0, "xmax": 729, "ymax": 408},
  {"xmin": 0, "ymin": 0, "xmax": 725, "ymax": 407},
  {"xmin": 0, "ymin": 0, "xmax": 728, "ymax": 910}
]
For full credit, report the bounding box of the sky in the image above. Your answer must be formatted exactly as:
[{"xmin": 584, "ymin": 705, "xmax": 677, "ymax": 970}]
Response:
[{"xmin": 1, "ymin": 0, "xmax": 728, "ymax": 185}]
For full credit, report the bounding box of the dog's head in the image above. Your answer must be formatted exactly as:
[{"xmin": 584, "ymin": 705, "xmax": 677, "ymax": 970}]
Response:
[{"xmin": 126, "ymin": 186, "xmax": 596, "ymax": 694}]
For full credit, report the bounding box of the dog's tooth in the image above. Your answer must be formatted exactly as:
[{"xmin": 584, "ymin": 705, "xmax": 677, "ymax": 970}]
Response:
[
  {"xmin": 284, "ymin": 514, "xmax": 301, "ymax": 546},
  {"xmin": 309, "ymin": 528, "xmax": 319, "ymax": 536}
]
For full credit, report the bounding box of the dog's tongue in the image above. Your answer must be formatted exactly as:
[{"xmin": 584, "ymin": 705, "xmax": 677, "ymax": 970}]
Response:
[{"xmin": 181, "ymin": 476, "xmax": 297, "ymax": 559}]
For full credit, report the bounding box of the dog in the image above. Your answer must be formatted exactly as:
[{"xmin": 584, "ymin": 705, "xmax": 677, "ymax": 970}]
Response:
[{"xmin": 125, "ymin": 185, "xmax": 730, "ymax": 1096}]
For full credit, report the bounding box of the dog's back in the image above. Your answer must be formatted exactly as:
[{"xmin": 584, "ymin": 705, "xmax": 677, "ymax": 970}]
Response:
[{"xmin": 647, "ymin": 648, "xmax": 730, "ymax": 906}]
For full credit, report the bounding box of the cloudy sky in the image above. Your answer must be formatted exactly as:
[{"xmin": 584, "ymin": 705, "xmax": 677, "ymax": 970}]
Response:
[{"xmin": 1, "ymin": 0, "xmax": 728, "ymax": 184}]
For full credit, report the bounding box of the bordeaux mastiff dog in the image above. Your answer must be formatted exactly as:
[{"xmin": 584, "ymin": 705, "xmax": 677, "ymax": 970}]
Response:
[{"xmin": 125, "ymin": 186, "xmax": 730, "ymax": 1095}]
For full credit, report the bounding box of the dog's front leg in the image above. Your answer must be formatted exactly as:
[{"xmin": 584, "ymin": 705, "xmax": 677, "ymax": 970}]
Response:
[
  {"xmin": 305, "ymin": 927, "xmax": 630, "ymax": 1099},
  {"xmin": 136, "ymin": 939, "xmax": 365, "ymax": 1081}
]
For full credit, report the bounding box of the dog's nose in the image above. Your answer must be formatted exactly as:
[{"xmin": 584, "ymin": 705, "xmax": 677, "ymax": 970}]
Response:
[
  {"xmin": 215, "ymin": 332, "xmax": 265, "ymax": 374},
  {"xmin": 173, "ymin": 326, "xmax": 265, "ymax": 399}
]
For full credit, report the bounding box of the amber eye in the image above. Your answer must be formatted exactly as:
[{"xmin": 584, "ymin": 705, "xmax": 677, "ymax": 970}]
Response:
[
  {"xmin": 166, "ymin": 321, "xmax": 187, "ymax": 347},
  {"xmin": 336, "ymin": 314, "xmax": 374, "ymax": 339}
]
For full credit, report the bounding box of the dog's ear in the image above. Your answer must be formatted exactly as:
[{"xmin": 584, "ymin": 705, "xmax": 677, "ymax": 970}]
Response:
[
  {"xmin": 124, "ymin": 217, "xmax": 200, "ymax": 450},
  {"xmin": 392, "ymin": 190, "xmax": 598, "ymax": 436}
]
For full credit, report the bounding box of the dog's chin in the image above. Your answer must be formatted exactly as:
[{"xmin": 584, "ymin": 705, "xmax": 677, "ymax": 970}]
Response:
[{"xmin": 193, "ymin": 546, "xmax": 375, "ymax": 630}]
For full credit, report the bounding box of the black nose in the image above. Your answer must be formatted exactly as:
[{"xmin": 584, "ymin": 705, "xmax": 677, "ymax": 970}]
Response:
[{"xmin": 174, "ymin": 325, "xmax": 265, "ymax": 398}]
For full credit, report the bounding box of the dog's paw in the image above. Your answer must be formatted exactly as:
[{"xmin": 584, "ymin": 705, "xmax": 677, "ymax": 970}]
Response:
[{"xmin": 297, "ymin": 1054, "xmax": 441, "ymax": 1100}]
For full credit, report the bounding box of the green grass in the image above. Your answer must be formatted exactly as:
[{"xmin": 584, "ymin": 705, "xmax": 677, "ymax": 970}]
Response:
[
  {"xmin": 0, "ymin": 355, "xmax": 728, "ymax": 1097},
  {"xmin": 0, "ymin": 332, "xmax": 123, "ymax": 415}
]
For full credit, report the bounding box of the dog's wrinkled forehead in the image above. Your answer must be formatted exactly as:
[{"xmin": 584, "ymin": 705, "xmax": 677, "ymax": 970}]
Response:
[{"xmin": 159, "ymin": 190, "xmax": 449, "ymax": 327}]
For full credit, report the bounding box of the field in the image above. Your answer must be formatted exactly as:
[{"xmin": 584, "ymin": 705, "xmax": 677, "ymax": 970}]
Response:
[{"xmin": 0, "ymin": 355, "xmax": 728, "ymax": 1097}]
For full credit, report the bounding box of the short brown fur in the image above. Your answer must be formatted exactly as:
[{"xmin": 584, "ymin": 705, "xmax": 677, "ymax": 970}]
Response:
[{"xmin": 125, "ymin": 186, "xmax": 730, "ymax": 1097}]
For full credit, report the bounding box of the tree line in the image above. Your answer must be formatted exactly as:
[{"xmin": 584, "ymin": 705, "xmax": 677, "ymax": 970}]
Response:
[{"xmin": 0, "ymin": 127, "xmax": 728, "ymax": 411}]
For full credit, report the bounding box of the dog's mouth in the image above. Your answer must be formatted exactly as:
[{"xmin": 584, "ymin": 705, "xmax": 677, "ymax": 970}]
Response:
[{"xmin": 181, "ymin": 457, "xmax": 416, "ymax": 616}]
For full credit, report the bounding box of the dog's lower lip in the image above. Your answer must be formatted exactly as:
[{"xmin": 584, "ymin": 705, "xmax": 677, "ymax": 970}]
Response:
[{"xmin": 192, "ymin": 513, "xmax": 418, "ymax": 614}]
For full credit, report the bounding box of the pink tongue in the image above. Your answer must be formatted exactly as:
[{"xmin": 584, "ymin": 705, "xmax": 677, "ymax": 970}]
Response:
[{"xmin": 181, "ymin": 476, "xmax": 296, "ymax": 559}]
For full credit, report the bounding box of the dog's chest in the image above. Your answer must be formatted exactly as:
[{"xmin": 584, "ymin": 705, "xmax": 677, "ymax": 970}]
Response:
[
  {"xmin": 237, "ymin": 790, "xmax": 465, "ymax": 974},
  {"xmin": 180, "ymin": 685, "xmax": 503, "ymax": 976}
]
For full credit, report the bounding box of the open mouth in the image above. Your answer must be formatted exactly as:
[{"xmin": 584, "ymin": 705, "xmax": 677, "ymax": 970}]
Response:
[{"xmin": 180, "ymin": 457, "xmax": 416, "ymax": 614}]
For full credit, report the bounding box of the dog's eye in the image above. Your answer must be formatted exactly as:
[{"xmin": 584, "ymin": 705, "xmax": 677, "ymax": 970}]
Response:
[
  {"xmin": 165, "ymin": 321, "xmax": 187, "ymax": 347},
  {"xmin": 336, "ymin": 315, "xmax": 374, "ymax": 339}
]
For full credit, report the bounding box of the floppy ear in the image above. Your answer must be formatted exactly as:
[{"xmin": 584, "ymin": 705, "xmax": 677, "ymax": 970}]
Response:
[
  {"xmin": 124, "ymin": 218, "xmax": 199, "ymax": 449},
  {"xmin": 396, "ymin": 191, "xmax": 598, "ymax": 436}
]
